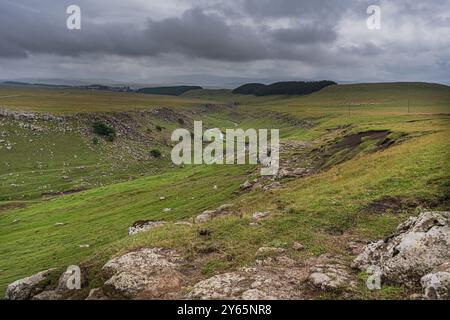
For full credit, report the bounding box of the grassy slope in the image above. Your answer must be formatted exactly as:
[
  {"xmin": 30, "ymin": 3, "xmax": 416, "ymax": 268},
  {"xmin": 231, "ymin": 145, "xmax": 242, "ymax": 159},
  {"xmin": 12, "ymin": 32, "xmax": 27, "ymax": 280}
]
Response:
[
  {"xmin": 0, "ymin": 82, "xmax": 449, "ymax": 297},
  {"xmin": 0, "ymin": 164, "xmax": 249, "ymax": 289}
]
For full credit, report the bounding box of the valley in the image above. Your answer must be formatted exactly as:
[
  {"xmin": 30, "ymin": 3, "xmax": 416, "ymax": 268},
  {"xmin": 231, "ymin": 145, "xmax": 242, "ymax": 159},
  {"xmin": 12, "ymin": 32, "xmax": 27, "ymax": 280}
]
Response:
[{"xmin": 0, "ymin": 82, "xmax": 449, "ymax": 299}]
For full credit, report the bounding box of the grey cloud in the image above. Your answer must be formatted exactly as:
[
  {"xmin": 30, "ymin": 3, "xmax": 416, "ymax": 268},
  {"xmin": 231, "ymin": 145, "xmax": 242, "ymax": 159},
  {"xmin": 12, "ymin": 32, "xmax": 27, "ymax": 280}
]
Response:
[
  {"xmin": 145, "ymin": 8, "xmax": 269, "ymax": 61},
  {"xmin": 0, "ymin": 0, "xmax": 449, "ymax": 84},
  {"xmin": 270, "ymin": 25, "xmax": 338, "ymax": 44},
  {"xmin": 240, "ymin": 0, "xmax": 356, "ymax": 20},
  {"xmin": 0, "ymin": 2, "xmax": 339, "ymax": 62}
]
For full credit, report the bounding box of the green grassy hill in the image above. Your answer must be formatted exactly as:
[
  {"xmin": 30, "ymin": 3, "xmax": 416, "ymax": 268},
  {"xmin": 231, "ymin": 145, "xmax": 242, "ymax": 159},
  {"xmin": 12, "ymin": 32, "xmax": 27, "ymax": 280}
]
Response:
[{"xmin": 0, "ymin": 82, "xmax": 449, "ymax": 298}]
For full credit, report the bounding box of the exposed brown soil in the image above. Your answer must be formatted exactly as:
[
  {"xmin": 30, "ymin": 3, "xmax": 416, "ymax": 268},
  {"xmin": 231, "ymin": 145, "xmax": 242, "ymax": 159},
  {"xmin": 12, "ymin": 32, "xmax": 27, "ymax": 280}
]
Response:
[
  {"xmin": 362, "ymin": 196, "xmax": 419, "ymax": 214},
  {"xmin": 0, "ymin": 202, "xmax": 27, "ymax": 212},
  {"xmin": 362, "ymin": 195, "xmax": 450, "ymax": 215},
  {"xmin": 331, "ymin": 130, "xmax": 390, "ymax": 150}
]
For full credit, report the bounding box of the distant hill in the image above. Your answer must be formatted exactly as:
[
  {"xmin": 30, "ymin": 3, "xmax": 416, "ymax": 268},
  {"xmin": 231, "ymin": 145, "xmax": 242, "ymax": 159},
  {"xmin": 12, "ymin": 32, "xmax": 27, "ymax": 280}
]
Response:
[
  {"xmin": 233, "ymin": 81, "xmax": 336, "ymax": 96},
  {"xmin": 137, "ymin": 86, "xmax": 203, "ymax": 96},
  {"xmin": 231, "ymin": 83, "xmax": 267, "ymax": 95}
]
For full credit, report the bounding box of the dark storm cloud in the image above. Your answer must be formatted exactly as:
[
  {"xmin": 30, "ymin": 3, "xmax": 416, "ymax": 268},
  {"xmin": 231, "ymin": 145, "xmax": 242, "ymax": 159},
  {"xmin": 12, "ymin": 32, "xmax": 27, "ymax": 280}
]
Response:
[
  {"xmin": 0, "ymin": 2, "xmax": 339, "ymax": 62},
  {"xmin": 0, "ymin": 0, "xmax": 449, "ymax": 84},
  {"xmin": 145, "ymin": 8, "xmax": 269, "ymax": 61}
]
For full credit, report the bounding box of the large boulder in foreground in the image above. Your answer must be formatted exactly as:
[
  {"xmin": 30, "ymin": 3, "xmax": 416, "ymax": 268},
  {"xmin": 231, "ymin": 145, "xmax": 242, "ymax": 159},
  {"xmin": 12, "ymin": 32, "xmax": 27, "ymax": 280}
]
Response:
[
  {"xmin": 189, "ymin": 258, "xmax": 306, "ymax": 300},
  {"xmin": 101, "ymin": 248, "xmax": 185, "ymax": 299},
  {"xmin": 5, "ymin": 269, "xmax": 56, "ymax": 300},
  {"xmin": 353, "ymin": 211, "xmax": 450, "ymax": 290}
]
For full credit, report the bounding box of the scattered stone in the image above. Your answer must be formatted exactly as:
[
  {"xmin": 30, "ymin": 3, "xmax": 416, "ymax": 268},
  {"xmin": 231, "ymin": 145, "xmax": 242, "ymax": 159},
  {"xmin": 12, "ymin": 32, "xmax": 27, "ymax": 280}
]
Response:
[
  {"xmin": 174, "ymin": 221, "xmax": 193, "ymax": 227},
  {"xmin": 252, "ymin": 211, "xmax": 270, "ymax": 221},
  {"xmin": 292, "ymin": 241, "xmax": 305, "ymax": 251},
  {"xmin": 128, "ymin": 220, "xmax": 166, "ymax": 236},
  {"xmin": 5, "ymin": 268, "xmax": 56, "ymax": 300},
  {"xmin": 79, "ymin": 244, "xmax": 90, "ymax": 249},
  {"xmin": 163, "ymin": 208, "xmax": 172, "ymax": 212},
  {"xmin": 293, "ymin": 168, "xmax": 309, "ymax": 176},
  {"xmin": 256, "ymin": 247, "xmax": 286, "ymax": 257},
  {"xmin": 195, "ymin": 204, "xmax": 235, "ymax": 224},
  {"xmin": 195, "ymin": 211, "xmax": 215, "ymax": 224},
  {"xmin": 277, "ymin": 169, "xmax": 294, "ymax": 179},
  {"xmin": 353, "ymin": 211, "xmax": 450, "ymax": 288},
  {"xmin": 55, "ymin": 222, "xmax": 65, "ymax": 227},
  {"xmin": 263, "ymin": 182, "xmax": 281, "ymax": 191},
  {"xmin": 159, "ymin": 196, "xmax": 166, "ymax": 200},
  {"xmin": 213, "ymin": 185, "xmax": 218, "ymax": 190},
  {"xmin": 240, "ymin": 180, "xmax": 252, "ymax": 190},
  {"xmin": 216, "ymin": 204, "xmax": 233, "ymax": 213},
  {"xmin": 12, "ymin": 219, "xmax": 20, "ymax": 224}
]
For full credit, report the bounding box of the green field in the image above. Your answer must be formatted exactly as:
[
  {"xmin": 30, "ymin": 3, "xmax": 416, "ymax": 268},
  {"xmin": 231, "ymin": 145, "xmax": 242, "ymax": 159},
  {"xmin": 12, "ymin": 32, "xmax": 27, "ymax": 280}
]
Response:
[
  {"xmin": 0, "ymin": 85, "xmax": 214, "ymax": 113},
  {"xmin": 0, "ymin": 82, "xmax": 449, "ymax": 298}
]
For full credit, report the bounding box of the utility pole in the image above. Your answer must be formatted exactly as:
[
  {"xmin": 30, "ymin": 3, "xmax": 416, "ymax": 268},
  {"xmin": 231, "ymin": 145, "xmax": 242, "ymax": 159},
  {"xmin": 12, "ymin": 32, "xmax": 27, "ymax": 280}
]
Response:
[{"xmin": 408, "ymin": 99, "xmax": 410, "ymax": 114}]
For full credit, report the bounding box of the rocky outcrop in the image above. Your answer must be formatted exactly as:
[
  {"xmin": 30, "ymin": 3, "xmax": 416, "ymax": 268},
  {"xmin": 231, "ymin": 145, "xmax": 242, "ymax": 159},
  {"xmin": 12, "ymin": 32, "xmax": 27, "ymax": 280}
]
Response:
[
  {"xmin": 5, "ymin": 268, "xmax": 56, "ymax": 300},
  {"xmin": 256, "ymin": 246, "xmax": 286, "ymax": 257},
  {"xmin": 189, "ymin": 256, "xmax": 306, "ymax": 300},
  {"xmin": 420, "ymin": 263, "xmax": 450, "ymax": 300},
  {"xmin": 0, "ymin": 109, "xmax": 63, "ymax": 122},
  {"xmin": 353, "ymin": 211, "xmax": 450, "ymax": 289},
  {"xmin": 128, "ymin": 220, "xmax": 166, "ymax": 236},
  {"xmin": 308, "ymin": 255, "xmax": 356, "ymax": 291},
  {"xmin": 276, "ymin": 168, "xmax": 312, "ymax": 179},
  {"xmin": 252, "ymin": 211, "xmax": 270, "ymax": 221},
  {"xmin": 240, "ymin": 180, "xmax": 252, "ymax": 190},
  {"xmin": 101, "ymin": 248, "xmax": 185, "ymax": 299},
  {"xmin": 195, "ymin": 204, "xmax": 235, "ymax": 224},
  {"xmin": 189, "ymin": 248, "xmax": 357, "ymax": 300},
  {"xmin": 6, "ymin": 265, "xmax": 85, "ymax": 300}
]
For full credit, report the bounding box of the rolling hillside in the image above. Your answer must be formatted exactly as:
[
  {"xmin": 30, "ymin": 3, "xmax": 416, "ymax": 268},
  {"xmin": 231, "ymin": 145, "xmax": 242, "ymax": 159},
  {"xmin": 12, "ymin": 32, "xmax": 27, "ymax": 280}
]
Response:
[{"xmin": 0, "ymin": 82, "xmax": 449, "ymax": 299}]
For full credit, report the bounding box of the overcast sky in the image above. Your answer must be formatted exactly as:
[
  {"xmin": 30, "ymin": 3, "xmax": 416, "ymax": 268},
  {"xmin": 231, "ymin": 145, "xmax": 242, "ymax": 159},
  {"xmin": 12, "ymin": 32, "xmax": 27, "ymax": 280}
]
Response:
[{"xmin": 0, "ymin": 0, "xmax": 449, "ymax": 87}]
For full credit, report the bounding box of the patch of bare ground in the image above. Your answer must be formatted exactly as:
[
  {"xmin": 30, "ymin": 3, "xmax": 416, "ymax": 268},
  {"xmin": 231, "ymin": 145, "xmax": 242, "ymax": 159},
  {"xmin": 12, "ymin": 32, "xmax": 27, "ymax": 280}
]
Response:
[
  {"xmin": 331, "ymin": 130, "xmax": 390, "ymax": 150},
  {"xmin": 0, "ymin": 202, "xmax": 27, "ymax": 212},
  {"xmin": 362, "ymin": 195, "xmax": 450, "ymax": 215},
  {"xmin": 310, "ymin": 130, "xmax": 411, "ymax": 170}
]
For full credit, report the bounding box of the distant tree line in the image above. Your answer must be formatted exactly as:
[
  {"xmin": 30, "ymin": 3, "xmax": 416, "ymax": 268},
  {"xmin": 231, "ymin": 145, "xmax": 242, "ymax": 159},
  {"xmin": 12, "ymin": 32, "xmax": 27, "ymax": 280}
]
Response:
[
  {"xmin": 232, "ymin": 81, "xmax": 336, "ymax": 96},
  {"xmin": 137, "ymin": 86, "xmax": 203, "ymax": 96}
]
